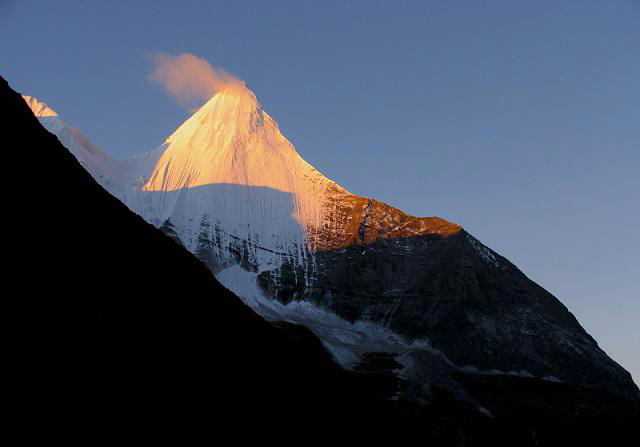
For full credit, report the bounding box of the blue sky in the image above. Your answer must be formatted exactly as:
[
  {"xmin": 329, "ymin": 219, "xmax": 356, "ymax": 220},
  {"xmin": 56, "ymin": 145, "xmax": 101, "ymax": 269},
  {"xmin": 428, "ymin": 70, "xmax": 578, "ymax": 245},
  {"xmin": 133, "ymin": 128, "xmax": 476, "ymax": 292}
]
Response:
[{"xmin": 2, "ymin": 0, "xmax": 638, "ymax": 382}]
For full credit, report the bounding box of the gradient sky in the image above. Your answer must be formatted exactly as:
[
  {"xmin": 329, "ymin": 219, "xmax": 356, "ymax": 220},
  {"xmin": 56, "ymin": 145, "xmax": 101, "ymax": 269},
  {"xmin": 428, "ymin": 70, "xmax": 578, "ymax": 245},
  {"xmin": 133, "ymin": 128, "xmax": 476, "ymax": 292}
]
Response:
[{"xmin": 2, "ymin": 0, "xmax": 638, "ymax": 383}]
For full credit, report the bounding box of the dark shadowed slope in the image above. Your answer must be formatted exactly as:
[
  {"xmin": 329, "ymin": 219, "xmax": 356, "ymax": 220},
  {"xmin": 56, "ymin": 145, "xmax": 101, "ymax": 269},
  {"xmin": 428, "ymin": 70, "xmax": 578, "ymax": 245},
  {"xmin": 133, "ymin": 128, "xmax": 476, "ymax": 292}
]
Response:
[{"xmin": 4, "ymin": 75, "xmax": 639, "ymax": 445}]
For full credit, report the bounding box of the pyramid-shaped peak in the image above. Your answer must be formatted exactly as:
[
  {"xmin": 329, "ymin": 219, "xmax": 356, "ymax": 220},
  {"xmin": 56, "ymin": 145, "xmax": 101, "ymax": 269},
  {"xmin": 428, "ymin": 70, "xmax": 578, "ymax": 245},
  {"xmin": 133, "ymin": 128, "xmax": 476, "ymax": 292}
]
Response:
[
  {"xmin": 196, "ymin": 86, "xmax": 260, "ymax": 116},
  {"xmin": 164, "ymin": 86, "xmax": 265, "ymax": 146},
  {"xmin": 145, "ymin": 83, "xmax": 326, "ymax": 196}
]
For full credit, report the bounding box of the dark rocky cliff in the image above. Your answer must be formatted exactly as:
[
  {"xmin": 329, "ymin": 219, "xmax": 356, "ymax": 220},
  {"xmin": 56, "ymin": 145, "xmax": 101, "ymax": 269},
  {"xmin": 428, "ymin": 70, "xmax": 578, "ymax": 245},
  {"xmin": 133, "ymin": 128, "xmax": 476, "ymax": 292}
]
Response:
[{"xmin": 260, "ymin": 226, "xmax": 638, "ymax": 399}]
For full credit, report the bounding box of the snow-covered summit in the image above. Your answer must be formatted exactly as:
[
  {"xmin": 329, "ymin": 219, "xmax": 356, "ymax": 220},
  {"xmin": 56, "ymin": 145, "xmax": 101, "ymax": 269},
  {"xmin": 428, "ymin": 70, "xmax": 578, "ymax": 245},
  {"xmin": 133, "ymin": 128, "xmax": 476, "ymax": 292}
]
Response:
[
  {"xmin": 23, "ymin": 95, "xmax": 58, "ymax": 117},
  {"xmin": 23, "ymin": 87, "xmax": 460, "ymax": 272},
  {"xmin": 134, "ymin": 87, "xmax": 350, "ymax": 254},
  {"xmin": 146, "ymin": 87, "xmax": 330, "ymax": 193}
]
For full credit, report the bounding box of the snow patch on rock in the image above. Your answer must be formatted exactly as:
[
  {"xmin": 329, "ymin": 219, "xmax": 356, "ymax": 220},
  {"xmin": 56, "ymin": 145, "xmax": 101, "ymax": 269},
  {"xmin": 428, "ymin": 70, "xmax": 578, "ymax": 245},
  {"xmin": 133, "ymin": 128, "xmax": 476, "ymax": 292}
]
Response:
[{"xmin": 216, "ymin": 264, "xmax": 433, "ymax": 368}]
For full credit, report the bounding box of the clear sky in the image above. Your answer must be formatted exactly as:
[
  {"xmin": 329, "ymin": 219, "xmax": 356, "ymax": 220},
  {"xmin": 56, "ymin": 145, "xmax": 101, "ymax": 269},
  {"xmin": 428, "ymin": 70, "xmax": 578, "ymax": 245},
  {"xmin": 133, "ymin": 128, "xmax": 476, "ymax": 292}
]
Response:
[{"xmin": 2, "ymin": 0, "xmax": 638, "ymax": 383}]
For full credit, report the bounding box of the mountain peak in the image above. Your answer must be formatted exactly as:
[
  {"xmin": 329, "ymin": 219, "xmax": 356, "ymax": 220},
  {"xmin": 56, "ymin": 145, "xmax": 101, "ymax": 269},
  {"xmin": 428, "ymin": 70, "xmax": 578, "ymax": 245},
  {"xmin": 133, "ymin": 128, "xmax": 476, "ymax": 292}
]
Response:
[
  {"xmin": 164, "ymin": 86, "xmax": 262, "ymax": 145},
  {"xmin": 194, "ymin": 86, "xmax": 259, "ymax": 115},
  {"xmin": 22, "ymin": 79, "xmax": 639, "ymax": 406}
]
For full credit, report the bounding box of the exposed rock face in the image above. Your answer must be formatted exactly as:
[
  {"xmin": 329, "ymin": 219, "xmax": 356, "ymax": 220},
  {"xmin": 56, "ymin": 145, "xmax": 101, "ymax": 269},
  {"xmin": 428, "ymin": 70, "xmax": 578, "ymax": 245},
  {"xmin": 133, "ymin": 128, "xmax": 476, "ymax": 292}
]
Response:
[
  {"xmin": 23, "ymin": 85, "xmax": 639, "ymax": 402},
  {"xmin": 259, "ymin": 228, "xmax": 638, "ymax": 397},
  {"xmin": 308, "ymin": 186, "xmax": 463, "ymax": 251}
]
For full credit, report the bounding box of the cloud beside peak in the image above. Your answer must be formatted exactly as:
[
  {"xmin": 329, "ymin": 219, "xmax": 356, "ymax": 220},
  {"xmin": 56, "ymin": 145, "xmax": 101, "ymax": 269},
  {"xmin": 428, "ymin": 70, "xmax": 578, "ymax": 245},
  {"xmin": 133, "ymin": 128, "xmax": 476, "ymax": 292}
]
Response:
[{"xmin": 148, "ymin": 52, "xmax": 245, "ymax": 107}]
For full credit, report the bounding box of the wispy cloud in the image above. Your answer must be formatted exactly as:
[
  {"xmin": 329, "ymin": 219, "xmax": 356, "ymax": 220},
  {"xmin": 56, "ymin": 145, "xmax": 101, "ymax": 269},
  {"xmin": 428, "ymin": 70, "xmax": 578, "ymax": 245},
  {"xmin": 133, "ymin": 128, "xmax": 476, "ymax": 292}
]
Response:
[{"xmin": 148, "ymin": 52, "xmax": 245, "ymax": 109}]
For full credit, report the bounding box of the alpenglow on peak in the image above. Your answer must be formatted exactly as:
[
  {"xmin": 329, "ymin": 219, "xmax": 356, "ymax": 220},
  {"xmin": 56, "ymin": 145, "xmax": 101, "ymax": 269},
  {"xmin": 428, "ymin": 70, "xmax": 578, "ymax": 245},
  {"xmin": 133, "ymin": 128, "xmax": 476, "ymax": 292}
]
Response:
[{"xmin": 24, "ymin": 86, "xmax": 639, "ymax": 403}]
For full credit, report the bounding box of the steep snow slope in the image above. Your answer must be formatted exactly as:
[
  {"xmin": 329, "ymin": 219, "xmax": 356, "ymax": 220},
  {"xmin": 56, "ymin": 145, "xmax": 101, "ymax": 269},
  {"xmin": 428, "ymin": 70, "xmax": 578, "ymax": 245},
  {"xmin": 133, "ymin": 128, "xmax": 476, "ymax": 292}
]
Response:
[
  {"xmin": 23, "ymin": 90, "xmax": 459, "ymax": 273},
  {"xmin": 126, "ymin": 88, "xmax": 334, "ymax": 273},
  {"xmin": 123, "ymin": 88, "xmax": 460, "ymax": 274}
]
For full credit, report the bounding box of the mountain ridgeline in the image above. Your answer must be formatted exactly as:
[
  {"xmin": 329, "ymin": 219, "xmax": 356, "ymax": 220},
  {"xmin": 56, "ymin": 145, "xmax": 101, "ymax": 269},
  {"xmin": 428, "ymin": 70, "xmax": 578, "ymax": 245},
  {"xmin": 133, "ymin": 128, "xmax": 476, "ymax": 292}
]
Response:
[{"xmin": 10, "ymin": 75, "xmax": 639, "ymax": 443}]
